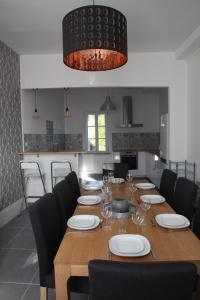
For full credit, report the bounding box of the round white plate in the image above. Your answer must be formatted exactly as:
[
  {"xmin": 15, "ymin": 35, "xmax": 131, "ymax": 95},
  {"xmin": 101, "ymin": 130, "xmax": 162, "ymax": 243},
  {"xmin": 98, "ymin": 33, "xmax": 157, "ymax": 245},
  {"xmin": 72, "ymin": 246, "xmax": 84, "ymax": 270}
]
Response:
[
  {"xmin": 82, "ymin": 181, "xmax": 102, "ymax": 191},
  {"xmin": 140, "ymin": 194, "xmax": 165, "ymax": 204},
  {"xmin": 155, "ymin": 214, "xmax": 190, "ymax": 229},
  {"xmin": 135, "ymin": 183, "xmax": 155, "ymax": 190},
  {"xmin": 111, "ymin": 178, "xmax": 125, "ymax": 184},
  {"xmin": 67, "ymin": 215, "xmax": 100, "ymax": 230},
  {"xmin": 109, "ymin": 234, "xmax": 151, "ymax": 257},
  {"xmin": 77, "ymin": 195, "xmax": 101, "ymax": 205}
]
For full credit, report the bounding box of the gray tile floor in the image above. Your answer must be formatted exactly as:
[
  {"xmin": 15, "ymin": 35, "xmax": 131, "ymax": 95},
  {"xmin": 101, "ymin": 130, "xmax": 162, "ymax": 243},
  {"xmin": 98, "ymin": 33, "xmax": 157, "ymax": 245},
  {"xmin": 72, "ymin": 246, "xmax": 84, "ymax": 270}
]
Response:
[{"xmin": 0, "ymin": 210, "xmax": 56, "ymax": 300}]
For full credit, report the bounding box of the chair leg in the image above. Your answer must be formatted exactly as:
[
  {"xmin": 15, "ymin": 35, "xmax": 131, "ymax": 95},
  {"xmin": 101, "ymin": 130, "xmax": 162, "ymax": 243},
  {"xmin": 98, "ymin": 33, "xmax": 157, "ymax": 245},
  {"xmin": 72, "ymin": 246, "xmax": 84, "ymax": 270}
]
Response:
[{"xmin": 40, "ymin": 287, "xmax": 48, "ymax": 300}]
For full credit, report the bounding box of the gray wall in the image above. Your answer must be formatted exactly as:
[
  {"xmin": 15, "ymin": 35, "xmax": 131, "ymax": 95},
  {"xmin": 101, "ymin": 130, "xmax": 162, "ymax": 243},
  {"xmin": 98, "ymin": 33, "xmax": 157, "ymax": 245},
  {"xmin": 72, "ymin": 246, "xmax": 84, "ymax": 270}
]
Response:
[{"xmin": 0, "ymin": 40, "xmax": 22, "ymax": 211}]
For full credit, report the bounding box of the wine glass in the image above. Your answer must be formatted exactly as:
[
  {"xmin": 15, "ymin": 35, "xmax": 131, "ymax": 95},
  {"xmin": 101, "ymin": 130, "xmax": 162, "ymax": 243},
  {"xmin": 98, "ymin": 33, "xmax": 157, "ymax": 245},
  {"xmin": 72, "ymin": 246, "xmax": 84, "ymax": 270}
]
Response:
[
  {"xmin": 101, "ymin": 185, "xmax": 112, "ymax": 202},
  {"xmin": 101, "ymin": 201, "xmax": 112, "ymax": 230},
  {"xmin": 108, "ymin": 171, "xmax": 114, "ymax": 183},
  {"xmin": 140, "ymin": 201, "xmax": 151, "ymax": 212},
  {"xmin": 131, "ymin": 208, "xmax": 146, "ymax": 232},
  {"xmin": 128, "ymin": 183, "xmax": 137, "ymax": 205},
  {"xmin": 103, "ymin": 175, "xmax": 108, "ymax": 186},
  {"xmin": 126, "ymin": 172, "xmax": 132, "ymax": 183}
]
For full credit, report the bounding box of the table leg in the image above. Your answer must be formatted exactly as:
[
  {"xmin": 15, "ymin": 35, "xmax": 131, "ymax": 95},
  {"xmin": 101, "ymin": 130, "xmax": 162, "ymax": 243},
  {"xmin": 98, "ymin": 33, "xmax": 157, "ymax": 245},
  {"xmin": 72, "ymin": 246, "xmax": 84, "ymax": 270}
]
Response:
[{"xmin": 55, "ymin": 264, "xmax": 70, "ymax": 300}]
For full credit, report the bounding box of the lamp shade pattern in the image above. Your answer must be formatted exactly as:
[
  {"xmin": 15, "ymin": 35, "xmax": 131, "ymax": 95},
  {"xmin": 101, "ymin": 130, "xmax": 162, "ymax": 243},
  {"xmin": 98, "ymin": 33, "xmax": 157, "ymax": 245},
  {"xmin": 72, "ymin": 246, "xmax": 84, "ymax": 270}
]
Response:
[{"xmin": 63, "ymin": 5, "xmax": 127, "ymax": 71}]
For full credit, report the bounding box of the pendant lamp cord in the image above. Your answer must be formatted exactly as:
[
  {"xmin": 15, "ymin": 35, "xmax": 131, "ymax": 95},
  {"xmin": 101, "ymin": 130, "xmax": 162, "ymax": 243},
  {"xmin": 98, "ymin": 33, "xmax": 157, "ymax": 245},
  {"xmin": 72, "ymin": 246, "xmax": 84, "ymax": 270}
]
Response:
[{"xmin": 34, "ymin": 88, "xmax": 37, "ymax": 109}]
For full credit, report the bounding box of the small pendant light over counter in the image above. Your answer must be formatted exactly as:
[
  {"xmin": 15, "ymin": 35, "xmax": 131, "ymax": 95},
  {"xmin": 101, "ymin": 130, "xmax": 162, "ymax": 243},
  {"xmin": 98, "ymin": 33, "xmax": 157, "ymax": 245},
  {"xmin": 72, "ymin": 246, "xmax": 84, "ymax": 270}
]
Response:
[
  {"xmin": 100, "ymin": 89, "xmax": 116, "ymax": 111},
  {"xmin": 32, "ymin": 88, "xmax": 40, "ymax": 119},
  {"xmin": 62, "ymin": 2, "xmax": 128, "ymax": 71},
  {"xmin": 64, "ymin": 87, "xmax": 71, "ymax": 118}
]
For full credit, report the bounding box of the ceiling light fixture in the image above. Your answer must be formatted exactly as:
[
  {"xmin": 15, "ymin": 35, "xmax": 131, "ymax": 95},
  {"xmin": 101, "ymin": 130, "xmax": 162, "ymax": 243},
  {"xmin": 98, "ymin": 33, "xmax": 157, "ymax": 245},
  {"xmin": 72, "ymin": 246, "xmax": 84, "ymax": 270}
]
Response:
[
  {"xmin": 32, "ymin": 88, "xmax": 40, "ymax": 119},
  {"xmin": 100, "ymin": 88, "xmax": 116, "ymax": 111},
  {"xmin": 62, "ymin": 1, "xmax": 128, "ymax": 71},
  {"xmin": 64, "ymin": 87, "xmax": 71, "ymax": 118}
]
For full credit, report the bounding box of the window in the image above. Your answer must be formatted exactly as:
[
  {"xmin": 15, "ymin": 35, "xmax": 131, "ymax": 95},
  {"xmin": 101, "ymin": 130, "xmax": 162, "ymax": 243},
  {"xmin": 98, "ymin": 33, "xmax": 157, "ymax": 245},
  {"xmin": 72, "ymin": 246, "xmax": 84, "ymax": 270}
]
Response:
[{"xmin": 87, "ymin": 113, "xmax": 107, "ymax": 152}]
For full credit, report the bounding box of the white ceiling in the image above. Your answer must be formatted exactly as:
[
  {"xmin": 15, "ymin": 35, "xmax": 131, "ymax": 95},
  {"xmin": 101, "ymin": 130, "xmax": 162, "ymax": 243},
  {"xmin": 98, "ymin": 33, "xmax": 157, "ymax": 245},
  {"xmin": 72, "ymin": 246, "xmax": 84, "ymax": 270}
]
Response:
[{"xmin": 0, "ymin": 0, "xmax": 200, "ymax": 55}]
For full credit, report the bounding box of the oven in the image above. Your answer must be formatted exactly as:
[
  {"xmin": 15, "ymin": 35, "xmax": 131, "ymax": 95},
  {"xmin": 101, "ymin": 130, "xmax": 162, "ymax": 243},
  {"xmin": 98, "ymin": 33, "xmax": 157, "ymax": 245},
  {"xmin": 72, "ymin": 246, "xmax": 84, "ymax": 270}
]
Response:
[{"xmin": 120, "ymin": 151, "xmax": 138, "ymax": 170}]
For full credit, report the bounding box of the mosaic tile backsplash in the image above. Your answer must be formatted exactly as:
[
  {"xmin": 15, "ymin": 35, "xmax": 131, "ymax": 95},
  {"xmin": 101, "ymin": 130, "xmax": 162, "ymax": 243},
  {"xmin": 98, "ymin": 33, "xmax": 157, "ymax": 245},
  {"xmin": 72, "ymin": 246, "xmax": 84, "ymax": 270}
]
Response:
[
  {"xmin": 0, "ymin": 40, "xmax": 23, "ymax": 211},
  {"xmin": 112, "ymin": 132, "xmax": 160, "ymax": 151},
  {"xmin": 24, "ymin": 133, "xmax": 83, "ymax": 151}
]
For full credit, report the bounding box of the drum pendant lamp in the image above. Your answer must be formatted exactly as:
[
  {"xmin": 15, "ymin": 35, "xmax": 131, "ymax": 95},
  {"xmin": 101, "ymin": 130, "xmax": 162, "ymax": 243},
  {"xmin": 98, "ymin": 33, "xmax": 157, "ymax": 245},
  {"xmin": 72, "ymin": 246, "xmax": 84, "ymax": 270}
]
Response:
[{"xmin": 62, "ymin": 2, "xmax": 128, "ymax": 71}]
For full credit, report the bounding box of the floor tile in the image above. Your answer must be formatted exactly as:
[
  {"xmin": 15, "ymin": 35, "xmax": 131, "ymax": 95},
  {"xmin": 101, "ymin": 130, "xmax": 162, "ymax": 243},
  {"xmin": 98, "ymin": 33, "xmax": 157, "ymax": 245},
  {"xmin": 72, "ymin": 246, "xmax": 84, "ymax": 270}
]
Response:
[
  {"xmin": 0, "ymin": 249, "xmax": 38, "ymax": 283},
  {"xmin": 31, "ymin": 269, "xmax": 39, "ymax": 284},
  {"xmin": 5, "ymin": 210, "xmax": 30, "ymax": 228},
  {"xmin": 0, "ymin": 226, "xmax": 22, "ymax": 248},
  {"xmin": 0, "ymin": 282, "xmax": 28, "ymax": 300},
  {"xmin": 6, "ymin": 227, "xmax": 36, "ymax": 250},
  {"xmin": 22, "ymin": 285, "xmax": 56, "ymax": 300}
]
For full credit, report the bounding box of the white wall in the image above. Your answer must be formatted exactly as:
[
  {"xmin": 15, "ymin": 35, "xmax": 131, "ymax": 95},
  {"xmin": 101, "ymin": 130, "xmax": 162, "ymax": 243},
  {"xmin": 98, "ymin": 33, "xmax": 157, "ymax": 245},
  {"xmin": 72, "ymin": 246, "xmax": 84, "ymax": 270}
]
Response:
[
  {"xmin": 187, "ymin": 50, "xmax": 200, "ymax": 180},
  {"xmin": 21, "ymin": 89, "xmax": 64, "ymax": 134},
  {"xmin": 20, "ymin": 52, "xmax": 187, "ymax": 160}
]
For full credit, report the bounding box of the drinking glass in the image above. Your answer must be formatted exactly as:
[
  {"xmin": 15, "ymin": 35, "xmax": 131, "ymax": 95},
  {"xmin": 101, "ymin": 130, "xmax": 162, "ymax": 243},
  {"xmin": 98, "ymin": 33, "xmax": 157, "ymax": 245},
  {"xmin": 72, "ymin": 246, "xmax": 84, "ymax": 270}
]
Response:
[
  {"xmin": 128, "ymin": 183, "xmax": 137, "ymax": 205},
  {"xmin": 103, "ymin": 175, "xmax": 108, "ymax": 186},
  {"xmin": 118, "ymin": 217, "xmax": 127, "ymax": 234},
  {"xmin": 140, "ymin": 201, "xmax": 151, "ymax": 212},
  {"xmin": 101, "ymin": 201, "xmax": 112, "ymax": 230},
  {"xmin": 101, "ymin": 184, "xmax": 112, "ymax": 202},
  {"xmin": 126, "ymin": 172, "xmax": 132, "ymax": 183},
  {"xmin": 131, "ymin": 208, "xmax": 146, "ymax": 232},
  {"xmin": 108, "ymin": 171, "xmax": 114, "ymax": 183}
]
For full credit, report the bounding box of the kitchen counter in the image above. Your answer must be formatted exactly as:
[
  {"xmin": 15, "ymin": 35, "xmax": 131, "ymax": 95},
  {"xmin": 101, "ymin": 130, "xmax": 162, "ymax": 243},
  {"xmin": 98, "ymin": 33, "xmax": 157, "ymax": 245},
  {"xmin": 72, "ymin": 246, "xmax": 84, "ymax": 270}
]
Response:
[
  {"xmin": 113, "ymin": 149, "xmax": 160, "ymax": 156},
  {"xmin": 17, "ymin": 150, "xmax": 85, "ymax": 156}
]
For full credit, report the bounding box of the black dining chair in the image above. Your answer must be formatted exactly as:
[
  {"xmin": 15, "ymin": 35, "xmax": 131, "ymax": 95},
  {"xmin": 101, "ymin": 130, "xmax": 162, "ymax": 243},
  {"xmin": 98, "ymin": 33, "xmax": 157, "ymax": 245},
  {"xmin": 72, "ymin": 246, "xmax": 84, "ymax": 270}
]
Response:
[
  {"xmin": 65, "ymin": 171, "xmax": 81, "ymax": 201},
  {"xmin": 29, "ymin": 193, "xmax": 89, "ymax": 300},
  {"xmin": 114, "ymin": 163, "xmax": 129, "ymax": 180},
  {"xmin": 53, "ymin": 179, "xmax": 76, "ymax": 235},
  {"xmin": 173, "ymin": 177, "xmax": 198, "ymax": 223},
  {"xmin": 159, "ymin": 169, "xmax": 177, "ymax": 206},
  {"xmin": 88, "ymin": 260, "xmax": 196, "ymax": 300},
  {"xmin": 193, "ymin": 197, "xmax": 200, "ymax": 239}
]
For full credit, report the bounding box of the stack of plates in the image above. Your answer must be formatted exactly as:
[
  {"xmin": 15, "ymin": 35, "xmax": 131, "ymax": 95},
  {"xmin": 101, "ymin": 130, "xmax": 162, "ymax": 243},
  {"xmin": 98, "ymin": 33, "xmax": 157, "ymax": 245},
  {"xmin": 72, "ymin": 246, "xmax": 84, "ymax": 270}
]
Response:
[
  {"xmin": 77, "ymin": 195, "xmax": 101, "ymax": 205},
  {"xmin": 82, "ymin": 181, "xmax": 102, "ymax": 191},
  {"xmin": 155, "ymin": 214, "xmax": 190, "ymax": 229},
  {"xmin": 140, "ymin": 194, "xmax": 165, "ymax": 204},
  {"xmin": 135, "ymin": 183, "xmax": 155, "ymax": 190},
  {"xmin": 67, "ymin": 215, "xmax": 100, "ymax": 230},
  {"xmin": 109, "ymin": 234, "xmax": 151, "ymax": 257}
]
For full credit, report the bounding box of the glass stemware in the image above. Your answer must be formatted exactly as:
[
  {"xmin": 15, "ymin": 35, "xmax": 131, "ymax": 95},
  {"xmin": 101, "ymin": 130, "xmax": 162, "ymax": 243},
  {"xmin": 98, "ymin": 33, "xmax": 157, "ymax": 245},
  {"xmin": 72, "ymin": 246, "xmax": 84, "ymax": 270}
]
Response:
[
  {"xmin": 131, "ymin": 208, "xmax": 146, "ymax": 232},
  {"xmin": 128, "ymin": 183, "xmax": 137, "ymax": 205},
  {"xmin": 102, "ymin": 175, "xmax": 108, "ymax": 186},
  {"xmin": 101, "ymin": 201, "xmax": 112, "ymax": 230}
]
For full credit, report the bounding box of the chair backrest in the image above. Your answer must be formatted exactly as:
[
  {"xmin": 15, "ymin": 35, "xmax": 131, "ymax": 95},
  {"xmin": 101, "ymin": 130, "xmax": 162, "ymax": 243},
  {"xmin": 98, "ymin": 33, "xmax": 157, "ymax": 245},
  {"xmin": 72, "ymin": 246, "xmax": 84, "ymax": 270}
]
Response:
[
  {"xmin": 114, "ymin": 163, "xmax": 129, "ymax": 180},
  {"xmin": 159, "ymin": 169, "xmax": 177, "ymax": 205},
  {"xmin": 65, "ymin": 171, "xmax": 81, "ymax": 200},
  {"xmin": 192, "ymin": 198, "xmax": 200, "ymax": 239},
  {"xmin": 173, "ymin": 177, "xmax": 198, "ymax": 223},
  {"xmin": 29, "ymin": 193, "xmax": 63, "ymax": 287},
  {"xmin": 53, "ymin": 179, "xmax": 75, "ymax": 234},
  {"xmin": 89, "ymin": 260, "xmax": 196, "ymax": 300}
]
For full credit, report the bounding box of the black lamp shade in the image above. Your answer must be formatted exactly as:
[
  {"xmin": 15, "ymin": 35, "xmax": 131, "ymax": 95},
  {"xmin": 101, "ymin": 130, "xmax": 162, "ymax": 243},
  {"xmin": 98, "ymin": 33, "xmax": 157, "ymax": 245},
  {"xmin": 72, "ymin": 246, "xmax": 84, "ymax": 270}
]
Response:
[{"xmin": 63, "ymin": 5, "xmax": 128, "ymax": 71}]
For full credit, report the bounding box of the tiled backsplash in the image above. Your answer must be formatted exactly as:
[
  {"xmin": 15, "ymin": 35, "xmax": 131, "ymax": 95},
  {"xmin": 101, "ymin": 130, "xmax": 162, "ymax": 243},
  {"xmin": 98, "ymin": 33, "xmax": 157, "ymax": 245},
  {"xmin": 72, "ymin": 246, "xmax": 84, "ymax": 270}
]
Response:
[
  {"xmin": 24, "ymin": 133, "xmax": 83, "ymax": 151},
  {"xmin": 112, "ymin": 132, "xmax": 160, "ymax": 151}
]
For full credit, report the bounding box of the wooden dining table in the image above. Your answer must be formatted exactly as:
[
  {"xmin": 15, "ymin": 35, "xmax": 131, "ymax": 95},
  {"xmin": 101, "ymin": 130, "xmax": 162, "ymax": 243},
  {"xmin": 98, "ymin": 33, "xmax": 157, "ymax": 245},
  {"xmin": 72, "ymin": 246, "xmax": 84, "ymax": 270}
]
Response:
[{"xmin": 54, "ymin": 179, "xmax": 200, "ymax": 300}]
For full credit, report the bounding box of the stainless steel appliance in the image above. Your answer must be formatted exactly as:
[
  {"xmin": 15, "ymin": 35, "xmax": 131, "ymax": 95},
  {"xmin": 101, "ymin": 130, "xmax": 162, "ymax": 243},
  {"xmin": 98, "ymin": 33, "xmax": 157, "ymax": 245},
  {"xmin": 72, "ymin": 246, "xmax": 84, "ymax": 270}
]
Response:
[{"xmin": 120, "ymin": 151, "xmax": 138, "ymax": 170}]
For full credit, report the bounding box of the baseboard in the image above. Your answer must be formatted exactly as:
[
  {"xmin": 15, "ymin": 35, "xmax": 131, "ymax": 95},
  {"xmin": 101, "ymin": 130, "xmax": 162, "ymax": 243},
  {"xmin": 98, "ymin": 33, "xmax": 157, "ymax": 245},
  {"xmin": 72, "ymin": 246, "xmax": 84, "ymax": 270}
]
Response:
[{"xmin": 0, "ymin": 198, "xmax": 25, "ymax": 228}]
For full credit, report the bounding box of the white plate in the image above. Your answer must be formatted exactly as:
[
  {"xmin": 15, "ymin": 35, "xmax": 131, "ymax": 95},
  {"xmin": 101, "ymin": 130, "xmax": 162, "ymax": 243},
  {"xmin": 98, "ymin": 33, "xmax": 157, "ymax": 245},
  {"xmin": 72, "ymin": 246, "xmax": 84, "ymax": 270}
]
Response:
[
  {"xmin": 83, "ymin": 181, "xmax": 102, "ymax": 191},
  {"xmin": 67, "ymin": 215, "xmax": 100, "ymax": 230},
  {"xmin": 155, "ymin": 214, "xmax": 190, "ymax": 229},
  {"xmin": 109, "ymin": 234, "xmax": 151, "ymax": 257},
  {"xmin": 77, "ymin": 195, "xmax": 101, "ymax": 205},
  {"xmin": 111, "ymin": 178, "xmax": 125, "ymax": 184},
  {"xmin": 135, "ymin": 183, "xmax": 155, "ymax": 190},
  {"xmin": 140, "ymin": 194, "xmax": 165, "ymax": 204}
]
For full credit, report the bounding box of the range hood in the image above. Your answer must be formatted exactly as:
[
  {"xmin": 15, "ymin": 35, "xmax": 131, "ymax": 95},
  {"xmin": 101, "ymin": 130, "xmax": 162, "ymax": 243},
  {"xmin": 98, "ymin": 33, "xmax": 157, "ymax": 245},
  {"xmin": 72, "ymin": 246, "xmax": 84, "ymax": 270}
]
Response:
[{"xmin": 121, "ymin": 96, "xmax": 143, "ymax": 128}]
